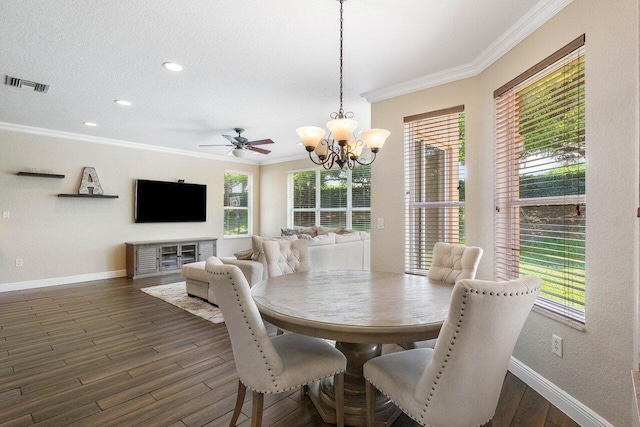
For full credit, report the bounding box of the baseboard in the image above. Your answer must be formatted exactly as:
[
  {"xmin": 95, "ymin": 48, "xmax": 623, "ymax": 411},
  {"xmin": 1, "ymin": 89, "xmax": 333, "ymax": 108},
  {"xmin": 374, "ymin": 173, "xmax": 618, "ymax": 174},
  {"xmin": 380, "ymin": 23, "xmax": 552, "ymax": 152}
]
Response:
[
  {"xmin": 0, "ymin": 270, "xmax": 127, "ymax": 293},
  {"xmin": 508, "ymin": 357, "xmax": 613, "ymax": 427}
]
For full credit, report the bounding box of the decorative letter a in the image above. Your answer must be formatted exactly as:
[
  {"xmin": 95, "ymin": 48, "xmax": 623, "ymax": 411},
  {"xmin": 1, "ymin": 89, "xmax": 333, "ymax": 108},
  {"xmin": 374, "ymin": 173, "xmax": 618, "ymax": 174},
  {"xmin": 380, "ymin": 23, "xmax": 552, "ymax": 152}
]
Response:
[{"xmin": 79, "ymin": 167, "xmax": 104, "ymax": 195}]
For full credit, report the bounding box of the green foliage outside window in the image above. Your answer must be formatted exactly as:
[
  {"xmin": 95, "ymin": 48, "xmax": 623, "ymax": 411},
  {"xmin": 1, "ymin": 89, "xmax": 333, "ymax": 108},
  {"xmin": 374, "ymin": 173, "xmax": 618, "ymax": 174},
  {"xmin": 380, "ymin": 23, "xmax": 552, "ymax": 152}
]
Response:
[{"xmin": 224, "ymin": 172, "xmax": 251, "ymax": 236}]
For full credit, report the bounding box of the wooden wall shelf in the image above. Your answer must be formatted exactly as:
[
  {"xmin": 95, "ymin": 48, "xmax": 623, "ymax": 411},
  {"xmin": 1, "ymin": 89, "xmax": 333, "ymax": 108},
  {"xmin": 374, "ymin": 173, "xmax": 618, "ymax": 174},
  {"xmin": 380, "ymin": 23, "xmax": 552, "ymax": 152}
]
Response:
[
  {"xmin": 58, "ymin": 194, "xmax": 119, "ymax": 199},
  {"xmin": 17, "ymin": 171, "xmax": 65, "ymax": 179}
]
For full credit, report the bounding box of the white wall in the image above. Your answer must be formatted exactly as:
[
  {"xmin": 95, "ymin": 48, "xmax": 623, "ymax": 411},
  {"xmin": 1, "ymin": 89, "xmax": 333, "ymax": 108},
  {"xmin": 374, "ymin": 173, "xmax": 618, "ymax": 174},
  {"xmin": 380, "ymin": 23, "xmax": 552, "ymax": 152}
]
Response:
[
  {"xmin": 0, "ymin": 128, "xmax": 260, "ymax": 288},
  {"xmin": 370, "ymin": 0, "xmax": 639, "ymax": 425}
]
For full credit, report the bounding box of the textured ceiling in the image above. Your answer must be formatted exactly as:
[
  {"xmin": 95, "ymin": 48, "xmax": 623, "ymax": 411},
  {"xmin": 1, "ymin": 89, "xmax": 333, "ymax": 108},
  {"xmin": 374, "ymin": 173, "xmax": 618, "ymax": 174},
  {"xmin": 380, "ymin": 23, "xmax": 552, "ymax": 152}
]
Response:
[{"xmin": 0, "ymin": 0, "xmax": 569, "ymax": 164}]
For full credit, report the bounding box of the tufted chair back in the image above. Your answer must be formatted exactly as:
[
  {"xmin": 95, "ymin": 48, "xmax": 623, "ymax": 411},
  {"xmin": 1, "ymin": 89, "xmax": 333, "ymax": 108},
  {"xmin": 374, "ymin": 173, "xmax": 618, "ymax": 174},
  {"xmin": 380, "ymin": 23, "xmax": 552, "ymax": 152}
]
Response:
[
  {"xmin": 205, "ymin": 257, "xmax": 284, "ymax": 392},
  {"xmin": 263, "ymin": 239, "xmax": 310, "ymax": 278},
  {"xmin": 414, "ymin": 276, "xmax": 540, "ymax": 426},
  {"xmin": 365, "ymin": 276, "xmax": 540, "ymax": 426},
  {"xmin": 427, "ymin": 242, "xmax": 483, "ymax": 284}
]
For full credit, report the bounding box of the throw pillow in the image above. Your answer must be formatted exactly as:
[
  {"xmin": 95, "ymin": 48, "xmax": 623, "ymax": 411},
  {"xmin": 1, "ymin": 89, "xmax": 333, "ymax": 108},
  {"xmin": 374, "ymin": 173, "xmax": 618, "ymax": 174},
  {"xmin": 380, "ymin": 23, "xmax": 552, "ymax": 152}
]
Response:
[
  {"xmin": 298, "ymin": 226, "xmax": 318, "ymax": 237},
  {"xmin": 233, "ymin": 249, "xmax": 253, "ymax": 260},
  {"xmin": 359, "ymin": 231, "xmax": 371, "ymax": 240},
  {"xmin": 316, "ymin": 226, "xmax": 339, "ymax": 235},
  {"xmin": 281, "ymin": 228, "xmax": 300, "ymax": 237},
  {"xmin": 307, "ymin": 232, "xmax": 336, "ymax": 246}
]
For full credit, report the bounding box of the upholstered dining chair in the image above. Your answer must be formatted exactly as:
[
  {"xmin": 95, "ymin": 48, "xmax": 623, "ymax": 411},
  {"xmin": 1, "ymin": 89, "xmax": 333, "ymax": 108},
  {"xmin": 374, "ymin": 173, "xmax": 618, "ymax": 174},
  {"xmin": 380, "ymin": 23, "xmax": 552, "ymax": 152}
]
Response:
[
  {"xmin": 428, "ymin": 242, "xmax": 483, "ymax": 284},
  {"xmin": 403, "ymin": 242, "xmax": 483, "ymax": 350},
  {"xmin": 204, "ymin": 257, "xmax": 346, "ymax": 427},
  {"xmin": 364, "ymin": 276, "xmax": 541, "ymax": 427},
  {"xmin": 263, "ymin": 239, "xmax": 310, "ymax": 278}
]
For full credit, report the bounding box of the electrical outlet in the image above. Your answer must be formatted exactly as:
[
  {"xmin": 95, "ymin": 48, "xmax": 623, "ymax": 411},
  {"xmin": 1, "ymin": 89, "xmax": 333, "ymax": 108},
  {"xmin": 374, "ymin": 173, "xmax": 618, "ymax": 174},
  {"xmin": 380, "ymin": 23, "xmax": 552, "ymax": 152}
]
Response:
[
  {"xmin": 551, "ymin": 334, "xmax": 563, "ymax": 357},
  {"xmin": 15, "ymin": 258, "xmax": 23, "ymax": 267}
]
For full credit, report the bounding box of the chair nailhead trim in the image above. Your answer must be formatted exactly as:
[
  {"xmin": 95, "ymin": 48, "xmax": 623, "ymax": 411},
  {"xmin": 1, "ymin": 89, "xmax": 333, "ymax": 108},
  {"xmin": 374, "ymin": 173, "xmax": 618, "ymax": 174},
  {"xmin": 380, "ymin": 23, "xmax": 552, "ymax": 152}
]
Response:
[
  {"xmin": 413, "ymin": 282, "xmax": 541, "ymax": 424},
  {"xmin": 206, "ymin": 266, "xmax": 347, "ymax": 394}
]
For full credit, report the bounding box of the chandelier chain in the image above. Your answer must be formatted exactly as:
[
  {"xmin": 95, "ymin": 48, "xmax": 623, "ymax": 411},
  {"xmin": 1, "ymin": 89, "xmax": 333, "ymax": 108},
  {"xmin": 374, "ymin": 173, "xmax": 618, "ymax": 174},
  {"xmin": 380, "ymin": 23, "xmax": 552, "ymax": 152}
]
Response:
[{"xmin": 338, "ymin": 0, "xmax": 344, "ymax": 117}]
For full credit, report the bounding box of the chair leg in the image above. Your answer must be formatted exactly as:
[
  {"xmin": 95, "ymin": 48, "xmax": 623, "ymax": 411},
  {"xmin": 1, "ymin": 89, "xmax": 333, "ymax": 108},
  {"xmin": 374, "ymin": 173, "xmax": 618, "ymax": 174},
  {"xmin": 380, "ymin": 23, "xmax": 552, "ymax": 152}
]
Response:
[
  {"xmin": 251, "ymin": 391, "xmax": 264, "ymax": 427},
  {"xmin": 365, "ymin": 379, "xmax": 376, "ymax": 427},
  {"xmin": 334, "ymin": 372, "xmax": 345, "ymax": 427},
  {"xmin": 229, "ymin": 380, "xmax": 246, "ymax": 427}
]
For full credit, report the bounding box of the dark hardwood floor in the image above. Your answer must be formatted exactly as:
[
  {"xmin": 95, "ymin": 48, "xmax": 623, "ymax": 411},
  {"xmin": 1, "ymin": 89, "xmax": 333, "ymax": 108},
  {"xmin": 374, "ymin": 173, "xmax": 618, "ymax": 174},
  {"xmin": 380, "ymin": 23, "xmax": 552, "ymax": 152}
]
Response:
[{"xmin": 0, "ymin": 275, "xmax": 579, "ymax": 427}]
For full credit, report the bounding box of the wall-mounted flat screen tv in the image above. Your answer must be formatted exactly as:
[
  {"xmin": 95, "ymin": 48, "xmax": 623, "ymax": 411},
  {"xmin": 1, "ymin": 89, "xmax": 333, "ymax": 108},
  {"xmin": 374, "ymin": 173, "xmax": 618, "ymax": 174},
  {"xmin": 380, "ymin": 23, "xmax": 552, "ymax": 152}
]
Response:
[{"xmin": 135, "ymin": 179, "xmax": 207, "ymax": 223}]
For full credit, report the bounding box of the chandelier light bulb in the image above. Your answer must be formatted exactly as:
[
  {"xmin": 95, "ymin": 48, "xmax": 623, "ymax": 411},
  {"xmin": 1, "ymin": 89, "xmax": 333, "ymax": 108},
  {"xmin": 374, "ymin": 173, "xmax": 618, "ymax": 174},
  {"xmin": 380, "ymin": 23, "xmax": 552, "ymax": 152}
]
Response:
[
  {"xmin": 326, "ymin": 118, "xmax": 358, "ymax": 142},
  {"xmin": 360, "ymin": 129, "xmax": 391, "ymax": 152},
  {"xmin": 296, "ymin": 126, "xmax": 326, "ymax": 150}
]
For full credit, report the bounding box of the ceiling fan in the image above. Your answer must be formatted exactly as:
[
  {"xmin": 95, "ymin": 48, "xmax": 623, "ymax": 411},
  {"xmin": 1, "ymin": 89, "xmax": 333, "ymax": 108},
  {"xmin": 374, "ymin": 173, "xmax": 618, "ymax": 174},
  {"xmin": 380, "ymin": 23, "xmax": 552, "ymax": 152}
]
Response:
[{"xmin": 200, "ymin": 128, "xmax": 274, "ymax": 157}]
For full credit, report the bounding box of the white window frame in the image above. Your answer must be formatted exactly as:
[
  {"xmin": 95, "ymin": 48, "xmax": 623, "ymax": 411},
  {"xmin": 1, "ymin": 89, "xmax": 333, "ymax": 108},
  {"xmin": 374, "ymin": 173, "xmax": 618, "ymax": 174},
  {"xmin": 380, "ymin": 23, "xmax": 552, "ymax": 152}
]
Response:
[
  {"xmin": 404, "ymin": 106, "xmax": 465, "ymax": 276},
  {"xmin": 223, "ymin": 170, "xmax": 253, "ymax": 238},
  {"xmin": 287, "ymin": 167, "xmax": 371, "ymax": 230},
  {"xmin": 494, "ymin": 35, "xmax": 586, "ymax": 324}
]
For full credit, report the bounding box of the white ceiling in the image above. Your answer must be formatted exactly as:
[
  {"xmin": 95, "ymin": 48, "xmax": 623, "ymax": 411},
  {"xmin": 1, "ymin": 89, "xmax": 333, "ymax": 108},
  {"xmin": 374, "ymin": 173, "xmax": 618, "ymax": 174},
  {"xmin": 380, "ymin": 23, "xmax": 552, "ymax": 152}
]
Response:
[{"xmin": 0, "ymin": 0, "xmax": 570, "ymax": 164}]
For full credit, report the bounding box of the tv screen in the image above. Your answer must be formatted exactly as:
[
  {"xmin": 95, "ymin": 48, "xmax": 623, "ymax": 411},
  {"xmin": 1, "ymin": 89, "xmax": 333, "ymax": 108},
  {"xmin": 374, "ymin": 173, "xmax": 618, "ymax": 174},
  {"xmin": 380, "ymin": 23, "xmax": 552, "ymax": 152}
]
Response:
[{"xmin": 135, "ymin": 180, "xmax": 207, "ymax": 223}]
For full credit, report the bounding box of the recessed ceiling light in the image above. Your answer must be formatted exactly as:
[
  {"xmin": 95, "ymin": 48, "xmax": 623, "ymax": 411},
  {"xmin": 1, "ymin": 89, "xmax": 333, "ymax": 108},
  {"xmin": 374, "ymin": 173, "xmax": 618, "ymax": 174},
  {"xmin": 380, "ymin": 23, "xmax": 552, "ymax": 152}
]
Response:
[
  {"xmin": 84, "ymin": 122, "xmax": 98, "ymax": 127},
  {"xmin": 162, "ymin": 62, "xmax": 184, "ymax": 72},
  {"xmin": 115, "ymin": 99, "xmax": 131, "ymax": 106}
]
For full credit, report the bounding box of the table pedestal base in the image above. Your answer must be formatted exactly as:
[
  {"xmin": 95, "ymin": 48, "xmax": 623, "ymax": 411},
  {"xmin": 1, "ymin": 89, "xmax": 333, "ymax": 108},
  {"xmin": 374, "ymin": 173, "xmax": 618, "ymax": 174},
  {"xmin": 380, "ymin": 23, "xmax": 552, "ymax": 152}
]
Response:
[{"xmin": 308, "ymin": 342, "xmax": 401, "ymax": 427}]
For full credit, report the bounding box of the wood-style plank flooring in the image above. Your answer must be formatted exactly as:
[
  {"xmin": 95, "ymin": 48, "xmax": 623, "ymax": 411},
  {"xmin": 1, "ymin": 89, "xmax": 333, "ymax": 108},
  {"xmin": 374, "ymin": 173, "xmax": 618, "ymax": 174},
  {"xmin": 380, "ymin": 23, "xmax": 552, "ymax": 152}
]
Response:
[{"xmin": 0, "ymin": 275, "xmax": 579, "ymax": 427}]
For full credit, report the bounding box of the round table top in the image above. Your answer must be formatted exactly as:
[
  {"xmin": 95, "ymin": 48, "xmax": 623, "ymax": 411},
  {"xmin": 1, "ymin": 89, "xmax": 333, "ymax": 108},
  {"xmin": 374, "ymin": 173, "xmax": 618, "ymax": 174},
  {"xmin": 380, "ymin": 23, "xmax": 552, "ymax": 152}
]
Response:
[{"xmin": 251, "ymin": 270, "xmax": 454, "ymax": 343}]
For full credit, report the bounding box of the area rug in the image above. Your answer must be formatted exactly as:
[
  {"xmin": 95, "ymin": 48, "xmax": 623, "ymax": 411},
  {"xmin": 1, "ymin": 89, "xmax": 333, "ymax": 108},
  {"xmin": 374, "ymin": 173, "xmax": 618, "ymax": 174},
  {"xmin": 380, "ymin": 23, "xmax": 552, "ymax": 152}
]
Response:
[{"xmin": 140, "ymin": 282, "xmax": 225, "ymax": 324}]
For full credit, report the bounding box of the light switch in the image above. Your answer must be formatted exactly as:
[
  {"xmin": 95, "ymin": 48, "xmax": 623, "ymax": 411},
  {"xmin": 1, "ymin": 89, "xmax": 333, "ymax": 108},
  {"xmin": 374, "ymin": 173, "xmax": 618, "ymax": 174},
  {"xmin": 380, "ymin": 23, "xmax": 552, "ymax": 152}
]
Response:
[
  {"xmin": 377, "ymin": 218, "xmax": 384, "ymax": 229},
  {"xmin": 3, "ymin": 211, "xmax": 9, "ymax": 219}
]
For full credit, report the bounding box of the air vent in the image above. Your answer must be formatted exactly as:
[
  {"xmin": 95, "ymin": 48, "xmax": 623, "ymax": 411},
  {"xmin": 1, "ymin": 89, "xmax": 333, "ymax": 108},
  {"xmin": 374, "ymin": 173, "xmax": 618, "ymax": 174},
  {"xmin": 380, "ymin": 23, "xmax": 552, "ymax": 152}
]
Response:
[{"xmin": 5, "ymin": 75, "xmax": 49, "ymax": 93}]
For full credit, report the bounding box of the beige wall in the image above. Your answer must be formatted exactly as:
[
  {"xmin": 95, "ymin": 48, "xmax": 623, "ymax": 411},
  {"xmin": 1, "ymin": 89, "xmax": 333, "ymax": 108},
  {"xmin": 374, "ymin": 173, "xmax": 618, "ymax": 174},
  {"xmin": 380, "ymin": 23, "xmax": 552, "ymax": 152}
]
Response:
[
  {"xmin": 0, "ymin": 129, "xmax": 260, "ymax": 287},
  {"xmin": 370, "ymin": 0, "xmax": 638, "ymax": 425},
  {"xmin": 259, "ymin": 157, "xmax": 311, "ymax": 237}
]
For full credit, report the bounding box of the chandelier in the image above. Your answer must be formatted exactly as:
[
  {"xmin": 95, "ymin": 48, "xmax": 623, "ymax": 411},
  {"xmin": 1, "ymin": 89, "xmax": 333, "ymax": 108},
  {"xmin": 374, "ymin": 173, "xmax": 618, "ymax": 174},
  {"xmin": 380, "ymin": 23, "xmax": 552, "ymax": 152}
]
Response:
[{"xmin": 296, "ymin": 0, "xmax": 390, "ymax": 170}]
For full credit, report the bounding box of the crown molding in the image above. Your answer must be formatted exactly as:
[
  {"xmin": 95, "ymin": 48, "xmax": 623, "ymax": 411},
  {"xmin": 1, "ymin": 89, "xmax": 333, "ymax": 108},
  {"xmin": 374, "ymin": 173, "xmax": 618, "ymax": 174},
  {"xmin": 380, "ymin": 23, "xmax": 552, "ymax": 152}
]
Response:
[
  {"xmin": 362, "ymin": 0, "xmax": 573, "ymax": 103},
  {"xmin": 0, "ymin": 121, "xmax": 261, "ymax": 165}
]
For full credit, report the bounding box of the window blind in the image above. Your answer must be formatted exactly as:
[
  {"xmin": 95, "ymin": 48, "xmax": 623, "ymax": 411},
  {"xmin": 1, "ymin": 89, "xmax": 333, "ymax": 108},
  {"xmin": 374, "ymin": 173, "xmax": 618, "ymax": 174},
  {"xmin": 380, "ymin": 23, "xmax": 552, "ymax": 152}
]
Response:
[
  {"xmin": 404, "ymin": 106, "xmax": 465, "ymax": 275},
  {"xmin": 494, "ymin": 35, "xmax": 586, "ymax": 323},
  {"xmin": 351, "ymin": 165, "xmax": 371, "ymax": 231},
  {"xmin": 319, "ymin": 169, "xmax": 347, "ymax": 228},
  {"xmin": 289, "ymin": 167, "xmax": 371, "ymax": 231}
]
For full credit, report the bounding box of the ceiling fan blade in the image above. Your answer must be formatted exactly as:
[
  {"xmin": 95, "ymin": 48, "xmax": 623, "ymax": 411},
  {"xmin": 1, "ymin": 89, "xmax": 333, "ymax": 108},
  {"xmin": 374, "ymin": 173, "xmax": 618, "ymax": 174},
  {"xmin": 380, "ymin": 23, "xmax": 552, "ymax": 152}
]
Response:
[
  {"xmin": 199, "ymin": 143, "xmax": 234, "ymax": 147},
  {"xmin": 248, "ymin": 146, "xmax": 271, "ymax": 155},
  {"xmin": 222, "ymin": 134, "xmax": 238, "ymax": 144},
  {"xmin": 247, "ymin": 139, "xmax": 274, "ymax": 146}
]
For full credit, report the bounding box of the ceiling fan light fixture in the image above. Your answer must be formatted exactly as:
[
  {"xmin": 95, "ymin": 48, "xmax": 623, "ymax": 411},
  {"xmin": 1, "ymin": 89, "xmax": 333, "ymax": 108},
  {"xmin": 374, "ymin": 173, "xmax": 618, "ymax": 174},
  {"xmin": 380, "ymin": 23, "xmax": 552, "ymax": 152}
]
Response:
[
  {"xmin": 296, "ymin": 0, "xmax": 389, "ymax": 170},
  {"xmin": 232, "ymin": 148, "xmax": 246, "ymax": 157}
]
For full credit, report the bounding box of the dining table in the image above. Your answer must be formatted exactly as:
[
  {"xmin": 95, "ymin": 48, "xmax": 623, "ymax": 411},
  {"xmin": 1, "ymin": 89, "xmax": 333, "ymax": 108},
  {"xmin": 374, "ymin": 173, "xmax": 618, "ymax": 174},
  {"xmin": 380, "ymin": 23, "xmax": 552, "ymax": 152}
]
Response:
[{"xmin": 251, "ymin": 270, "xmax": 454, "ymax": 426}]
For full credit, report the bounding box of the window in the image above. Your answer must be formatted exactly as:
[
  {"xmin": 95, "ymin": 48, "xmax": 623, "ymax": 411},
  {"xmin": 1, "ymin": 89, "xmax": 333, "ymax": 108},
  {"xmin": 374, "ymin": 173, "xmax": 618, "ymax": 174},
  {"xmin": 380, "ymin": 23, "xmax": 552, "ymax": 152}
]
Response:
[
  {"xmin": 404, "ymin": 106, "xmax": 465, "ymax": 275},
  {"xmin": 494, "ymin": 35, "xmax": 585, "ymax": 323},
  {"xmin": 223, "ymin": 171, "xmax": 252, "ymax": 237},
  {"xmin": 289, "ymin": 166, "xmax": 371, "ymax": 231}
]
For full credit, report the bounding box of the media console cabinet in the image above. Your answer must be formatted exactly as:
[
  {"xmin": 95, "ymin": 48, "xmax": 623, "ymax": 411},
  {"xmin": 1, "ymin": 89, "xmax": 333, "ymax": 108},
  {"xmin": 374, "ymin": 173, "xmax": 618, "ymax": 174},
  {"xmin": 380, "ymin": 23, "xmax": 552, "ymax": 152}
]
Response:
[{"xmin": 125, "ymin": 237, "xmax": 217, "ymax": 279}]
